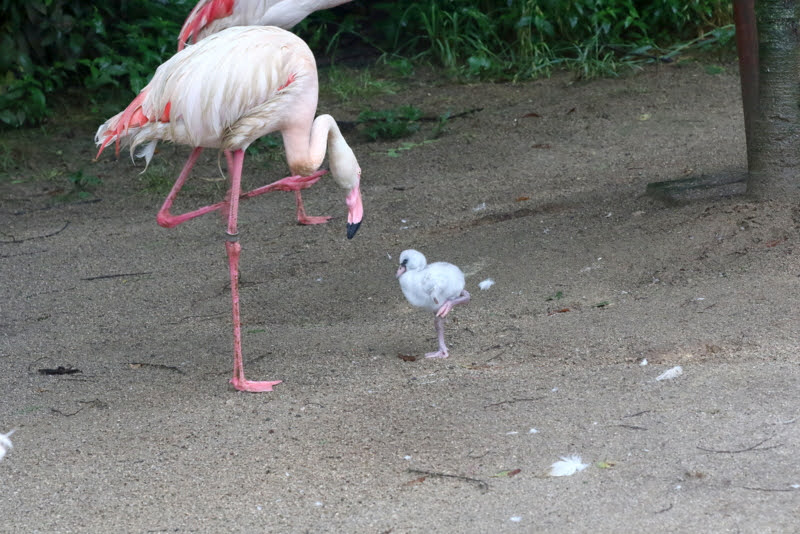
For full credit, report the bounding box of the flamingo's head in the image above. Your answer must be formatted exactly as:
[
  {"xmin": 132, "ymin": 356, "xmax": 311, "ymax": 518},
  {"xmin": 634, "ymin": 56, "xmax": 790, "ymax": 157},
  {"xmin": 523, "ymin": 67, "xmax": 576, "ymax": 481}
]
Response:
[
  {"xmin": 396, "ymin": 249, "xmax": 427, "ymax": 278},
  {"xmin": 329, "ymin": 137, "xmax": 363, "ymax": 239}
]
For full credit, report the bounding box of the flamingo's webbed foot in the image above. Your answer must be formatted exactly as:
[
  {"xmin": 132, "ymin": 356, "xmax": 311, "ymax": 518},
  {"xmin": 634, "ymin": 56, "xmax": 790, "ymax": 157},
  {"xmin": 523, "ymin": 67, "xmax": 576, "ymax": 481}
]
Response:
[{"xmin": 230, "ymin": 377, "xmax": 283, "ymax": 392}]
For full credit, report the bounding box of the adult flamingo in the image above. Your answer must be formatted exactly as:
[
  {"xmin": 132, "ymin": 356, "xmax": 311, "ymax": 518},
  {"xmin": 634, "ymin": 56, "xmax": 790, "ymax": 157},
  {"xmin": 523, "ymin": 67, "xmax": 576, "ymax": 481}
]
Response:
[
  {"xmin": 177, "ymin": 0, "xmax": 353, "ymax": 225},
  {"xmin": 95, "ymin": 26, "xmax": 364, "ymax": 392},
  {"xmin": 178, "ymin": 0, "xmax": 353, "ymax": 50}
]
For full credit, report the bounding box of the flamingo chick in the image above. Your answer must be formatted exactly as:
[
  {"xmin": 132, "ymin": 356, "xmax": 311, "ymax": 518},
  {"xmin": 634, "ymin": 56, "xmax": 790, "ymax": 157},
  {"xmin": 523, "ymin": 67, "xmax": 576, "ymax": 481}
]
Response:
[
  {"xmin": 178, "ymin": 0, "xmax": 353, "ymax": 50},
  {"xmin": 95, "ymin": 26, "xmax": 364, "ymax": 392},
  {"xmin": 396, "ymin": 250, "xmax": 471, "ymax": 359}
]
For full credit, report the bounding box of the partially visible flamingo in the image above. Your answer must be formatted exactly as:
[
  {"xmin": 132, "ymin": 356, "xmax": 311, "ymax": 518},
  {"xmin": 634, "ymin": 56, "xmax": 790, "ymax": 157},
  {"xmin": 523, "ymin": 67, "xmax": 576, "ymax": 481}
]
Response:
[
  {"xmin": 95, "ymin": 26, "xmax": 363, "ymax": 392},
  {"xmin": 178, "ymin": 0, "xmax": 353, "ymax": 50},
  {"xmin": 177, "ymin": 0, "xmax": 353, "ymax": 226}
]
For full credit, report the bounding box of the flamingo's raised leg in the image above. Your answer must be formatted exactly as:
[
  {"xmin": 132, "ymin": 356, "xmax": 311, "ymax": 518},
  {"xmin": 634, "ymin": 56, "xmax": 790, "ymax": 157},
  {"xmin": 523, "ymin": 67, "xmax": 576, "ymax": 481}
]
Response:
[
  {"xmin": 157, "ymin": 149, "xmax": 330, "ymax": 230},
  {"xmin": 225, "ymin": 149, "xmax": 282, "ymax": 392},
  {"xmin": 294, "ymin": 190, "xmax": 332, "ymax": 225},
  {"xmin": 156, "ymin": 147, "xmax": 224, "ymax": 228},
  {"xmin": 240, "ymin": 170, "xmax": 331, "ymax": 225}
]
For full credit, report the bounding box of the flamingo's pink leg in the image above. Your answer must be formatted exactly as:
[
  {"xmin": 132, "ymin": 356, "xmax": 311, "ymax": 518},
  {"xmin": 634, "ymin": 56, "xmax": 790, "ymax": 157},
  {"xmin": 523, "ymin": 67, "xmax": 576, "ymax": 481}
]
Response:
[
  {"xmin": 225, "ymin": 149, "xmax": 282, "ymax": 393},
  {"xmin": 240, "ymin": 170, "xmax": 331, "ymax": 225},
  {"xmin": 156, "ymin": 147, "xmax": 226, "ymax": 228},
  {"xmin": 241, "ymin": 170, "xmax": 327, "ymax": 197},
  {"xmin": 157, "ymin": 150, "xmax": 329, "ymax": 230},
  {"xmin": 294, "ymin": 190, "xmax": 332, "ymax": 225}
]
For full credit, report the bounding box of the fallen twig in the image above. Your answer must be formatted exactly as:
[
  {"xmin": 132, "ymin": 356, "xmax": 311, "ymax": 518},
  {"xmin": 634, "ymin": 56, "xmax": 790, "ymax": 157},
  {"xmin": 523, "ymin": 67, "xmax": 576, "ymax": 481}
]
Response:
[
  {"xmin": 654, "ymin": 503, "xmax": 674, "ymax": 514},
  {"xmin": 697, "ymin": 436, "xmax": 781, "ymax": 454},
  {"xmin": 38, "ymin": 366, "xmax": 81, "ymax": 376},
  {"xmin": 81, "ymin": 272, "xmax": 152, "ymax": 281},
  {"xmin": 483, "ymin": 397, "xmax": 544, "ymax": 409},
  {"xmin": 128, "ymin": 362, "xmax": 185, "ymax": 374},
  {"xmin": 741, "ymin": 486, "xmax": 798, "ymax": 492},
  {"xmin": 51, "ymin": 399, "xmax": 106, "ymax": 417},
  {"xmin": 407, "ymin": 468, "xmax": 489, "ymax": 493},
  {"xmin": 10, "ymin": 198, "xmax": 101, "ymax": 216},
  {"xmin": 0, "ymin": 221, "xmax": 70, "ymax": 244},
  {"xmin": 168, "ymin": 313, "xmax": 226, "ymax": 325}
]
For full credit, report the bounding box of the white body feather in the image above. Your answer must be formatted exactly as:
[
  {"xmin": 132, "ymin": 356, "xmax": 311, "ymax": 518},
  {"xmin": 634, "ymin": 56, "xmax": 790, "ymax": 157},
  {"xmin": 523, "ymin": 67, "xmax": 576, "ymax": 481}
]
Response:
[
  {"xmin": 656, "ymin": 365, "xmax": 683, "ymax": 381},
  {"xmin": 397, "ymin": 250, "xmax": 466, "ymax": 313},
  {"xmin": 0, "ymin": 429, "xmax": 14, "ymax": 462},
  {"xmin": 548, "ymin": 455, "xmax": 589, "ymax": 477}
]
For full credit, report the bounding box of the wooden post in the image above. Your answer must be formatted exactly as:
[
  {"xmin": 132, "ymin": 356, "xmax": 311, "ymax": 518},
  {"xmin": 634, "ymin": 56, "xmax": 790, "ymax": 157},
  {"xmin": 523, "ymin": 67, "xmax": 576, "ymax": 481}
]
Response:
[{"xmin": 733, "ymin": 0, "xmax": 758, "ymax": 167}]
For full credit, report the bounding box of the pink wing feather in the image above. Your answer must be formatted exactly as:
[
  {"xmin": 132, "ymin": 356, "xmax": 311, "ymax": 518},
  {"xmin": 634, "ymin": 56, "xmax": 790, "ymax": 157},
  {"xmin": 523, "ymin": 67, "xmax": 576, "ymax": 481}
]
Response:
[{"xmin": 178, "ymin": 0, "xmax": 235, "ymax": 50}]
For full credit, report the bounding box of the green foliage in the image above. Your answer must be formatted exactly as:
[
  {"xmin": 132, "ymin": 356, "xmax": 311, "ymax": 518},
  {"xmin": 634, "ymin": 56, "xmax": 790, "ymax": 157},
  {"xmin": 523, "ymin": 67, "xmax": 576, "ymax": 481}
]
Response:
[
  {"xmin": 138, "ymin": 160, "xmax": 176, "ymax": 194},
  {"xmin": 0, "ymin": 0, "xmax": 192, "ymax": 127},
  {"xmin": 360, "ymin": 0, "xmax": 734, "ymax": 79},
  {"xmin": 357, "ymin": 106, "xmax": 422, "ymax": 141},
  {"xmin": 385, "ymin": 140, "xmax": 437, "ymax": 158},
  {"xmin": 323, "ymin": 66, "xmax": 400, "ymax": 101},
  {"xmin": 0, "ymin": 0, "xmax": 734, "ymax": 129},
  {"xmin": 56, "ymin": 169, "xmax": 102, "ymax": 201}
]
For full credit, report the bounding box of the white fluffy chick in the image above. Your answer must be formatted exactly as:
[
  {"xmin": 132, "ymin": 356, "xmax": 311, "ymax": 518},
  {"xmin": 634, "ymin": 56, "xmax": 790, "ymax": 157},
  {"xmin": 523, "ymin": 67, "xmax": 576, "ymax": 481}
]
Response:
[{"xmin": 396, "ymin": 249, "xmax": 470, "ymax": 358}]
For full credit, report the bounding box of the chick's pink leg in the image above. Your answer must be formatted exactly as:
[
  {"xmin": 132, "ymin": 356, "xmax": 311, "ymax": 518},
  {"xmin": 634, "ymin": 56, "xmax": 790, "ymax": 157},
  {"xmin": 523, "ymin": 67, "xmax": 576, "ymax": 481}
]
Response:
[
  {"xmin": 435, "ymin": 290, "xmax": 472, "ymax": 318},
  {"xmin": 426, "ymin": 290, "xmax": 471, "ymax": 359},
  {"xmin": 425, "ymin": 316, "xmax": 449, "ymax": 359},
  {"xmin": 225, "ymin": 149, "xmax": 281, "ymax": 392}
]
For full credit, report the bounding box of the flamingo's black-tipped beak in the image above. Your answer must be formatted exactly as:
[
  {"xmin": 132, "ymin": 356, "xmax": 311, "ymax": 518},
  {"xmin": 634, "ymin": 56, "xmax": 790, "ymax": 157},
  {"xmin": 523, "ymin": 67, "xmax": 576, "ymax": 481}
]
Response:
[
  {"xmin": 345, "ymin": 184, "xmax": 363, "ymax": 240},
  {"xmin": 347, "ymin": 221, "xmax": 361, "ymax": 240}
]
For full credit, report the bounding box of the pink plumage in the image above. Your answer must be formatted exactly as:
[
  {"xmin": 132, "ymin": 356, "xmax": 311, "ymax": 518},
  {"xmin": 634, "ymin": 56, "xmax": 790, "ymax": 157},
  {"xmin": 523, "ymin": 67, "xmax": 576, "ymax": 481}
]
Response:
[
  {"xmin": 178, "ymin": 0, "xmax": 353, "ymax": 50},
  {"xmin": 95, "ymin": 26, "xmax": 363, "ymax": 392}
]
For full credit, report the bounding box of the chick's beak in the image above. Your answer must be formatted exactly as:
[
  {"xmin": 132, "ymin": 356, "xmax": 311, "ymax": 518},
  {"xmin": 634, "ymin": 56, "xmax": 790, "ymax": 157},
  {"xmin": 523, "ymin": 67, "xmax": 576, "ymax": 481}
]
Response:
[
  {"xmin": 396, "ymin": 265, "xmax": 406, "ymax": 278},
  {"xmin": 345, "ymin": 183, "xmax": 363, "ymax": 240}
]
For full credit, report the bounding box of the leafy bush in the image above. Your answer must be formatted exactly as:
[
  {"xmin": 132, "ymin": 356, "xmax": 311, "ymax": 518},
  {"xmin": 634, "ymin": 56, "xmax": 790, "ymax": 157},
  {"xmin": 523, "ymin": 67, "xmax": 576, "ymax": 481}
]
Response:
[
  {"xmin": 361, "ymin": 0, "xmax": 734, "ymax": 78},
  {"xmin": 0, "ymin": 0, "xmax": 192, "ymax": 127},
  {"xmin": 0, "ymin": 0, "xmax": 733, "ymax": 128},
  {"xmin": 357, "ymin": 106, "xmax": 422, "ymax": 141}
]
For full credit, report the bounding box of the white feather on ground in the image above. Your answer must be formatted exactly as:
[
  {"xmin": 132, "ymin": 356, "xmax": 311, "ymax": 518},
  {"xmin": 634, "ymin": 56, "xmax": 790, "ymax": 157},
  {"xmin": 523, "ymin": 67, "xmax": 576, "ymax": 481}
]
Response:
[
  {"xmin": 548, "ymin": 455, "xmax": 589, "ymax": 477},
  {"xmin": 479, "ymin": 278, "xmax": 495, "ymax": 290},
  {"xmin": 0, "ymin": 429, "xmax": 14, "ymax": 461},
  {"xmin": 656, "ymin": 365, "xmax": 683, "ymax": 381}
]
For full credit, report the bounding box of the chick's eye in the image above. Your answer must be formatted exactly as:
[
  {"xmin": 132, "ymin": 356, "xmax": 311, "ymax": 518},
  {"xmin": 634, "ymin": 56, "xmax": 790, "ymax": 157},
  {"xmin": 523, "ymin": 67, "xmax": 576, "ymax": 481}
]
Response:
[{"xmin": 401, "ymin": 259, "xmax": 407, "ymax": 266}]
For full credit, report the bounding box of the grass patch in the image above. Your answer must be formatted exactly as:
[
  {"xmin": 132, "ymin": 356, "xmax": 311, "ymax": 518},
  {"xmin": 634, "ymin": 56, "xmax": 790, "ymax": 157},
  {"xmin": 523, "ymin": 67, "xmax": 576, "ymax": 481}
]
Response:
[
  {"xmin": 138, "ymin": 160, "xmax": 176, "ymax": 195},
  {"xmin": 384, "ymin": 140, "xmax": 437, "ymax": 158},
  {"xmin": 358, "ymin": 106, "xmax": 422, "ymax": 141},
  {"xmin": 54, "ymin": 169, "xmax": 102, "ymax": 202},
  {"xmin": 321, "ymin": 66, "xmax": 400, "ymax": 101}
]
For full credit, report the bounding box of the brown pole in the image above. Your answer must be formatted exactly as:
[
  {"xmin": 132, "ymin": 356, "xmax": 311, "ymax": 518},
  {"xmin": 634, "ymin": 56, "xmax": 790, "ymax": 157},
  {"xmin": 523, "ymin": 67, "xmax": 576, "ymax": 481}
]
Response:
[{"xmin": 733, "ymin": 0, "xmax": 758, "ymax": 169}]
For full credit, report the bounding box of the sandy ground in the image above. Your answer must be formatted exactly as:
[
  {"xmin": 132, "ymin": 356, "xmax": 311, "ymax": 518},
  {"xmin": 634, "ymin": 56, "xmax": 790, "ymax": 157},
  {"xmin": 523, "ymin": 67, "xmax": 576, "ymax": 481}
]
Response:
[{"xmin": 1, "ymin": 63, "xmax": 799, "ymax": 532}]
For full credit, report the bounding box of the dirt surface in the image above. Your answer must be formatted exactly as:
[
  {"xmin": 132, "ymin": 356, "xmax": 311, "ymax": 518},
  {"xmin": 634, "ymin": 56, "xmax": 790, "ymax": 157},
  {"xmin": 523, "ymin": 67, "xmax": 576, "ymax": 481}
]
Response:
[{"xmin": 2, "ymin": 63, "xmax": 799, "ymax": 532}]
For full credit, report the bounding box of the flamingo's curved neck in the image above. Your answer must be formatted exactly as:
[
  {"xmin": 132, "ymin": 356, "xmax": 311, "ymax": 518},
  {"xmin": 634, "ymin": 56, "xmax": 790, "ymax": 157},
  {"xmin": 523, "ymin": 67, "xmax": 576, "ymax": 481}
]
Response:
[{"xmin": 283, "ymin": 114, "xmax": 340, "ymax": 177}]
